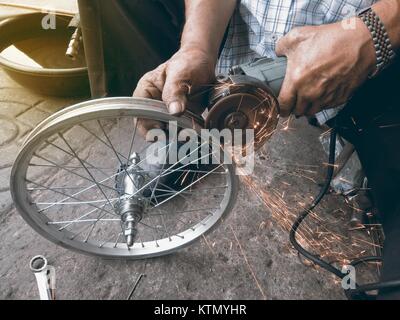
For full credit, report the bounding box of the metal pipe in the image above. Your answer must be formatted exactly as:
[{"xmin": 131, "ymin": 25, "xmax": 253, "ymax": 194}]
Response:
[
  {"xmin": 30, "ymin": 255, "xmax": 56, "ymax": 300},
  {"xmin": 66, "ymin": 14, "xmax": 82, "ymax": 60},
  {"xmin": 66, "ymin": 26, "xmax": 82, "ymax": 60}
]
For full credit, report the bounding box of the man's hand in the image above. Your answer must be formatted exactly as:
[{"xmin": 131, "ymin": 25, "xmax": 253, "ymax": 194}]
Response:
[
  {"xmin": 133, "ymin": 0, "xmax": 236, "ymax": 117},
  {"xmin": 132, "ymin": 0, "xmax": 236, "ymax": 137},
  {"xmin": 276, "ymin": 18, "xmax": 377, "ymax": 117},
  {"xmin": 133, "ymin": 47, "xmax": 216, "ymax": 116}
]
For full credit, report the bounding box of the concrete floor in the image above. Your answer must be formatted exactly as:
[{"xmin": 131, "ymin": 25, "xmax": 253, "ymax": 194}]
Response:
[{"xmin": 0, "ymin": 1, "xmax": 378, "ymax": 300}]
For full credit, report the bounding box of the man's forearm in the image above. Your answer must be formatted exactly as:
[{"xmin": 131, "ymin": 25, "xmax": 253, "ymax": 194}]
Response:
[
  {"xmin": 372, "ymin": 0, "xmax": 400, "ymax": 50},
  {"xmin": 181, "ymin": 0, "xmax": 237, "ymax": 62}
]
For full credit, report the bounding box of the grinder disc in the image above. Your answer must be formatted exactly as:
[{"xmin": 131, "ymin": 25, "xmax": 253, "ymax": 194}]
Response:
[{"xmin": 205, "ymin": 83, "xmax": 279, "ymax": 151}]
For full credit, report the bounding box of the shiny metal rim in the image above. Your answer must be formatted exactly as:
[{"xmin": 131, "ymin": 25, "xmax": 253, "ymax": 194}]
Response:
[
  {"xmin": 11, "ymin": 98, "xmax": 238, "ymax": 259},
  {"xmin": 23, "ymin": 98, "xmax": 204, "ymax": 147}
]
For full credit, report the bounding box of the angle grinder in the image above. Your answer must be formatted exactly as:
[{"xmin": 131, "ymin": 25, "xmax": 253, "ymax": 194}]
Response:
[{"xmin": 204, "ymin": 56, "xmax": 287, "ymax": 151}]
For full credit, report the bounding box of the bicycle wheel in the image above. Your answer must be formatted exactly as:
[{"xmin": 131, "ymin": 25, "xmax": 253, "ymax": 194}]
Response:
[{"xmin": 11, "ymin": 97, "xmax": 238, "ymax": 259}]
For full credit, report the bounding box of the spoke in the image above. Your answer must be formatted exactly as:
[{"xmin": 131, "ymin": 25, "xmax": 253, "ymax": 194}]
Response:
[
  {"xmin": 35, "ymin": 198, "xmax": 119, "ymax": 206},
  {"xmin": 146, "ymin": 138, "xmax": 176, "ymax": 241},
  {"xmin": 44, "ymin": 140, "xmax": 110, "ymax": 177},
  {"xmin": 147, "ymin": 136, "xmax": 176, "ymax": 206},
  {"xmin": 157, "ymin": 182, "xmax": 190, "ymax": 202},
  {"xmin": 160, "ymin": 213, "xmax": 171, "ymax": 241},
  {"xmin": 173, "ymin": 169, "xmax": 227, "ymax": 175},
  {"xmin": 153, "ymin": 164, "xmax": 224, "ymax": 208},
  {"xmin": 117, "ymin": 168, "xmax": 227, "ymax": 175},
  {"xmin": 152, "ymin": 188, "xmax": 226, "ymax": 198},
  {"xmin": 56, "ymin": 203, "xmax": 118, "ymax": 231},
  {"xmin": 190, "ymin": 185, "xmax": 229, "ymax": 191},
  {"xmin": 58, "ymin": 133, "xmax": 115, "ymax": 211},
  {"xmin": 155, "ymin": 213, "xmax": 186, "ymax": 239},
  {"xmin": 28, "ymin": 186, "xmax": 95, "ymax": 191},
  {"xmin": 29, "ymin": 170, "xmax": 121, "ymax": 213},
  {"xmin": 33, "ymin": 153, "xmax": 117, "ymax": 194},
  {"xmin": 151, "ymin": 188, "xmax": 186, "ymax": 201},
  {"xmin": 152, "ymin": 183, "xmax": 228, "ymax": 200},
  {"xmin": 97, "ymin": 119, "xmax": 139, "ymax": 190},
  {"xmin": 97, "ymin": 232, "xmax": 124, "ymax": 248},
  {"xmin": 126, "ymin": 117, "xmax": 138, "ymax": 166},
  {"xmin": 162, "ymin": 152, "xmax": 218, "ymax": 178},
  {"xmin": 27, "ymin": 179, "xmax": 116, "ymax": 216},
  {"xmin": 148, "ymin": 207, "xmax": 219, "ymax": 217},
  {"xmin": 69, "ymin": 203, "xmax": 116, "ymax": 240},
  {"xmin": 126, "ymin": 142, "xmax": 214, "ymax": 201},
  {"xmin": 130, "ymin": 141, "xmax": 173, "ymax": 173},
  {"xmin": 139, "ymin": 221, "xmax": 165, "ymax": 235},
  {"xmin": 48, "ymin": 218, "xmax": 119, "ymax": 225},
  {"xmin": 143, "ymin": 181, "xmax": 190, "ymax": 207},
  {"xmin": 80, "ymin": 123, "xmax": 129, "ymax": 162},
  {"xmin": 138, "ymin": 236, "xmax": 145, "ymax": 248},
  {"xmin": 112, "ymin": 232, "xmax": 123, "ymax": 248},
  {"xmin": 83, "ymin": 220, "xmax": 96, "ymax": 243},
  {"xmin": 176, "ymin": 217, "xmax": 194, "ymax": 230},
  {"xmin": 143, "ymin": 210, "xmax": 164, "ymax": 246},
  {"xmin": 84, "ymin": 208, "xmax": 104, "ymax": 243},
  {"xmin": 97, "ymin": 120, "xmax": 127, "ymax": 166},
  {"xmin": 30, "ymin": 164, "xmax": 115, "ymax": 171},
  {"xmin": 174, "ymin": 169, "xmax": 191, "ymax": 185},
  {"xmin": 172, "ymin": 166, "xmax": 227, "ymax": 186}
]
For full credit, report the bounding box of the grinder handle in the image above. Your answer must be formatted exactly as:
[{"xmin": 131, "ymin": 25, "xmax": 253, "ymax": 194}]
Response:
[{"xmin": 237, "ymin": 56, "xmax": 288, "ymax": 97}]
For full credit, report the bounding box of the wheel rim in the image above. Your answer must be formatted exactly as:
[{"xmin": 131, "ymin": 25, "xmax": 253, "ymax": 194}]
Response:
[{"xmin": 11, "ymin": 98, "xmax": 238, "ymax": 259}]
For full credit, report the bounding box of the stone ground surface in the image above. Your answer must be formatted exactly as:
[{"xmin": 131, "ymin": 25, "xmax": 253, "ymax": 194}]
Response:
[{"xmin": 0, "ymin": 1, "xmax": 378, "ymax": 300}]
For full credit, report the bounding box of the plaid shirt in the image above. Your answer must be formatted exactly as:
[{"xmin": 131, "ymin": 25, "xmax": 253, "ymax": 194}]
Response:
[
  {"xmin": 218, "ymin": 0, "xmax": 377, "ymax": 72},
  {"xmin": 217, "ymin": 0, "xmax": 377, "ymax": 122}
]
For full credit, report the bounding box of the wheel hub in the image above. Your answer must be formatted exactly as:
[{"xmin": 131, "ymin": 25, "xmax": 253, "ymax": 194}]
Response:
[{"xmin": 115, "ymin": 152, "xmax": 145, "ymax": 247}]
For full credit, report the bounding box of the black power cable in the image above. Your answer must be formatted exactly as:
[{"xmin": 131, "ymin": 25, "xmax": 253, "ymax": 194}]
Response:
[{"xmin": 289, "ymin": 128, "xmax": 400, "ymax": 300}]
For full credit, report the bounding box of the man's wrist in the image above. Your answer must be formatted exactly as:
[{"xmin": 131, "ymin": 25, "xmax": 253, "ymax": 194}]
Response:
[
  {"xmin": 180, "ymin": 0, "xmax": 236, "ymax": 66},
  {"xmin": 179, "ymin": 43, "xmax": 218, "ymax": 64}
]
